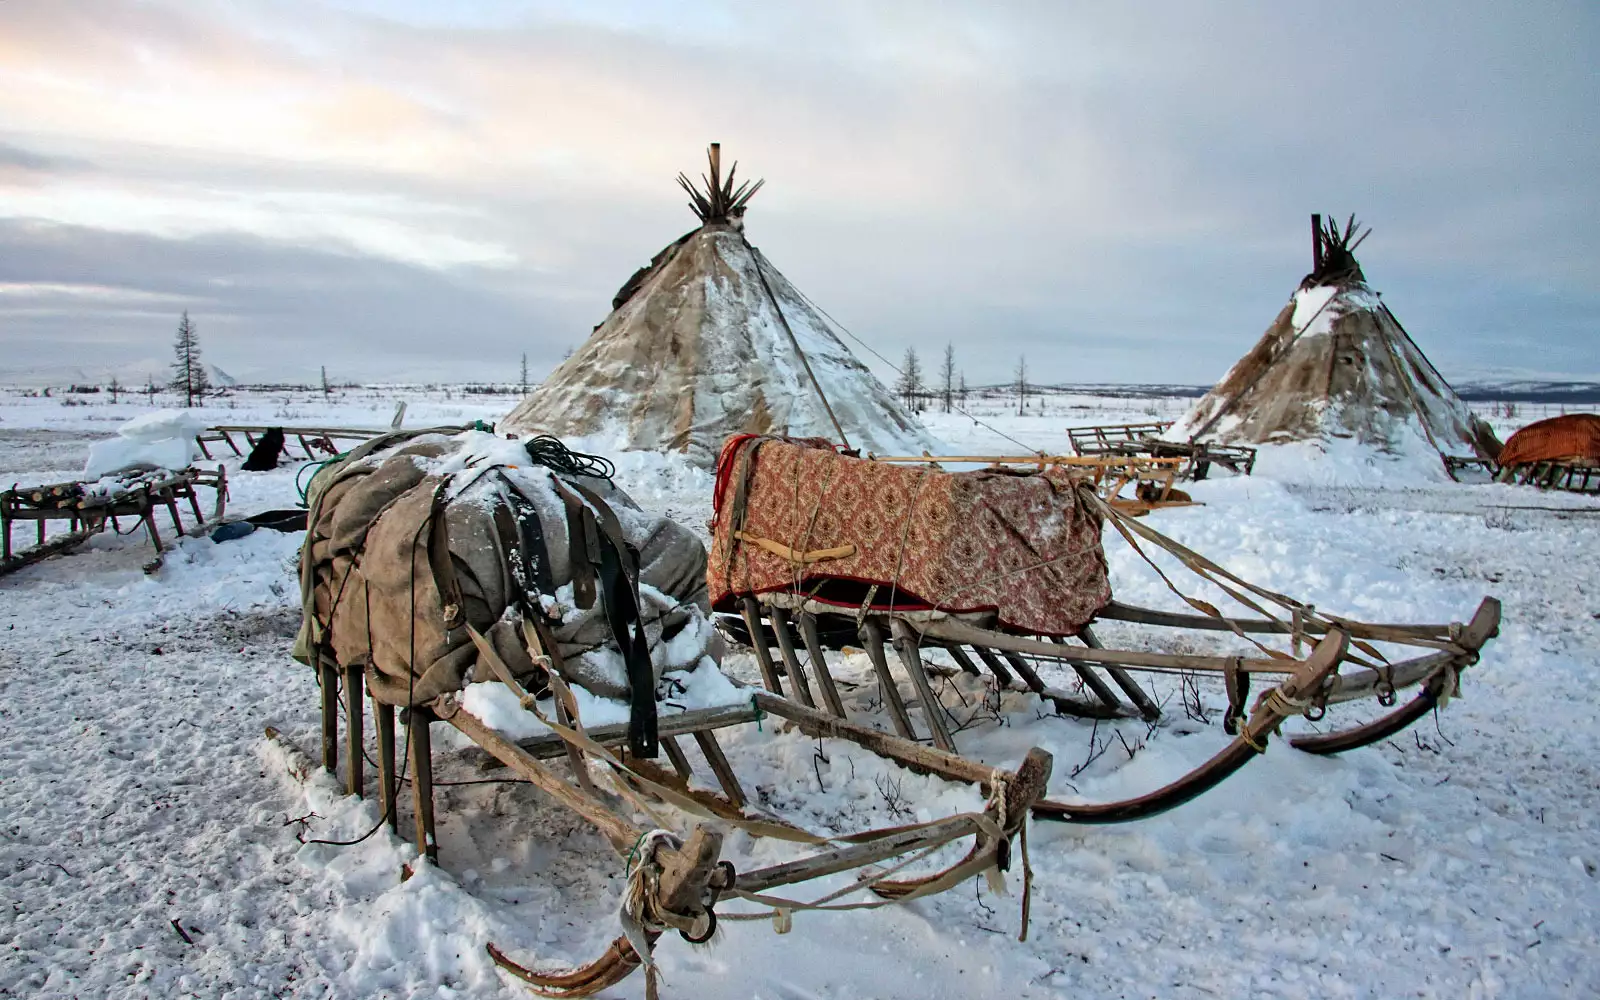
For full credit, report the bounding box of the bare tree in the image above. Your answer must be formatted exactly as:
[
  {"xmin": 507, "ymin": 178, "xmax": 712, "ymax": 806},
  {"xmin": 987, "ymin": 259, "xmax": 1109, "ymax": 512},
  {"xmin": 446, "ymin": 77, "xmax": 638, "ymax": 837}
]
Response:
[
  {"xmin": 1013, "ymin": 354, "xmax": 1028, "ymax": 416},
  {"xmin": 169, "ymin": 311, "xmax": 210, "ymax": 407},
  {"xmin": 320, "ymin": 365, "xmax": 331, "ymax": 398},
  {"xmin": 957, "ymin": 372, "xmax": 968, "ymax": 409},
  {"xmin": 519, "ymin": 352, "xmax": 530, "ymax": 394},
  {"xmin": 108, "ymin": 374, "xmax": 121, "ymax": 403},
  {"xmin": 895, "ymin": 347, "xmax": 924, "ymax": 412},
  {"xmin": 939, "ymin": 344, "xmax": 956, "ymax": 414}
]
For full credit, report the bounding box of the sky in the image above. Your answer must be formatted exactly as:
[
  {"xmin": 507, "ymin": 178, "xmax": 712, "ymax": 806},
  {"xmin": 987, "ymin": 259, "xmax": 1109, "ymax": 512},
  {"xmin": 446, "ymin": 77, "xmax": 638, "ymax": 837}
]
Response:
[{"xmin": 0, "ymin": 0, "xmax": 1595, "ymax": 387}]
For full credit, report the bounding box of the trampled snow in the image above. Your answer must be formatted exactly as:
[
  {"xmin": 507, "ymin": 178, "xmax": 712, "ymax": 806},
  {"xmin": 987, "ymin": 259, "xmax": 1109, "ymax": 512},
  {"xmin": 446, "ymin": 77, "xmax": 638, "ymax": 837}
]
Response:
[{"xmin": 2, "ymin": 386, "xmax": 1597, "ymax": 999}]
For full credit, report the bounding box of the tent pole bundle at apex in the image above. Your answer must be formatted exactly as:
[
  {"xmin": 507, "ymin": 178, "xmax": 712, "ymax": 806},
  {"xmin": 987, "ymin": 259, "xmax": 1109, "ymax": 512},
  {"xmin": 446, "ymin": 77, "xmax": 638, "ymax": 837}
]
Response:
[
  {"xmin": 711, "ymin": 435, "xmax": 1501, "ymax": 824},
  {"xmin": 1164, "ymin": 214, "xmax": 1502, "ymax": 476}
]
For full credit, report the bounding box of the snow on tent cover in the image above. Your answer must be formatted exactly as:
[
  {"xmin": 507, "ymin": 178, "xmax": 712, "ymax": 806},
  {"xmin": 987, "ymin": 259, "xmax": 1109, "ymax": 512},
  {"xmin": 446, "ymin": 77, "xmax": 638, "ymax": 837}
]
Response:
[{"xmin": 500, "ymin": 144, "xmax": 940, "ymax": 467}]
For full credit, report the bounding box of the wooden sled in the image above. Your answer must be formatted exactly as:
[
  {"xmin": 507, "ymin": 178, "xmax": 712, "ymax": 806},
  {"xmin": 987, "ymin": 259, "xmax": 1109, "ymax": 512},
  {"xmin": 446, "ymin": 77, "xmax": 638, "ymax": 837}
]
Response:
[
  {"xmin": 306, "ymin": 629, "xmax": 1054, "ymax": 999},
  {"xmin": 723, "ymin": 592, "xmax": 1498, "ymax": 826},
  {"xmin": 1, "ymin": 466, "xmax": 228, "ymax": 576}
]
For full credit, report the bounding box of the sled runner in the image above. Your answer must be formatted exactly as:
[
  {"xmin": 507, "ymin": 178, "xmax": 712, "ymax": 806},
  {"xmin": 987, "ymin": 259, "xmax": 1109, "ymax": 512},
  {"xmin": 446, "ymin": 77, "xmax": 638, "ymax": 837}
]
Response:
[{"xmin": 710, "ymin": 435, "xmax": 1501, "ymax": 825}]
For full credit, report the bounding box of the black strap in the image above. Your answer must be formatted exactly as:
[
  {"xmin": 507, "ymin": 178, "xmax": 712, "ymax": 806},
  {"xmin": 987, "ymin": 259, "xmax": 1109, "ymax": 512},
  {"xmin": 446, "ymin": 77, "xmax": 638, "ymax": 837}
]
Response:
[
  {"xmin": 427, "ymin": 483, "xmax": 465, "ymax": 633},
  {"xmin": 552, "ymin": 483, "xmax": 597, "ymax": 610},
  {"xmin": 492, "ymin": 473, "xmax": 556, "ymax": 617},
  {"xmin": 550, "ymin": 478, "xmax": 658, "ymax": 758}
]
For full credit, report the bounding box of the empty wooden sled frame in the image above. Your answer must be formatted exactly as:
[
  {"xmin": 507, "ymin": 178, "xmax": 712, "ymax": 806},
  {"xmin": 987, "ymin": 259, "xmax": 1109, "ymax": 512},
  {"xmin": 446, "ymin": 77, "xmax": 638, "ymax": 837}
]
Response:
[{"xmin": 1, "ymin": 466, "xmax": 228, "ymax": 576}]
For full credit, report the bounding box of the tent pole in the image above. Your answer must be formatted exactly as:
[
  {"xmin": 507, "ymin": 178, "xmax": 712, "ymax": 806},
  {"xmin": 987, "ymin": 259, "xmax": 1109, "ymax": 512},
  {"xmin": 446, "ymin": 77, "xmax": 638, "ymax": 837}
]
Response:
[{"xmin": 741, "ymin": 235, "xmax": 854, "ymax": 451}]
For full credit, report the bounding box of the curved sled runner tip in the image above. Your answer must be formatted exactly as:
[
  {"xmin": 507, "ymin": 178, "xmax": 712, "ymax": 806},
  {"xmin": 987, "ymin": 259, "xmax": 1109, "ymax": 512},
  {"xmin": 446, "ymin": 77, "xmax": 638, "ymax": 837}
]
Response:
[
  {"xmin": 1032, "ymin": 629, "xmax": 1349, "ymax": 825},
  {"xmin": 1289, "ymin": 597, "xmax": 1500, "ymax": 756}
]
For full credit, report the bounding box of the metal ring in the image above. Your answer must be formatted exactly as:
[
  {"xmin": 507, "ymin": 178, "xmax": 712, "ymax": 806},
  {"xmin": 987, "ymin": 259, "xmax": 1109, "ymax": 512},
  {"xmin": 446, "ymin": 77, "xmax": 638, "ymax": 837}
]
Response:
[
  {"xmin": 1303, "ymin": 703, "xmax": 1326, "ymax": 722},
  {"xmin": 679, "ymin": 908, "xmax": 717, "ymax": 944}
]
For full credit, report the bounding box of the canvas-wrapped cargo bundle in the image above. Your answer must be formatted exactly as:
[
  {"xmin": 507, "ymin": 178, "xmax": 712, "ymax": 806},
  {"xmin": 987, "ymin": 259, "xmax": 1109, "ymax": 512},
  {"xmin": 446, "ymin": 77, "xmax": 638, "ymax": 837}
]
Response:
[
  {"xmin": 295, "ymin": 429, "xmax": 718, "ymax": 755},
  {"xmin": 1496, "ymin": 414, "xmax": 1600, "ymax": 467},
  {"xmin": 709, "ymin": 436, "xmax": 1111, "ymax": 636}
]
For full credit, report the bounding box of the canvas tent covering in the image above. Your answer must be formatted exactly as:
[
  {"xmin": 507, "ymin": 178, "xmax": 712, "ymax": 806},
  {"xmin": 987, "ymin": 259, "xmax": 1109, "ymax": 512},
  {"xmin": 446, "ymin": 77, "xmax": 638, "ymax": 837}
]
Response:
[
  {"xmin": 500, "ymin": 145, "xmax": 938, "ymax": 467},
  {"xmin": 294, "ymin": 429, "xmax": 723, "ymax": 755},
  {"xmin": 709, "ymin": 436, "xmax": 1111, "ymax": 636},
  {"xmin": 1165, "ymin": 216, "xmax": 1500, "ymax": 466}
]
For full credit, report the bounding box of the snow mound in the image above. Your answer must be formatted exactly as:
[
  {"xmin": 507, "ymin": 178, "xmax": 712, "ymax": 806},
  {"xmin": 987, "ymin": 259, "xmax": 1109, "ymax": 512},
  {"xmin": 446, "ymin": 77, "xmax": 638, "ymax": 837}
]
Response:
[{"xmin": 82, "ymin": 408, "xmax": 206, "ymax": 478}]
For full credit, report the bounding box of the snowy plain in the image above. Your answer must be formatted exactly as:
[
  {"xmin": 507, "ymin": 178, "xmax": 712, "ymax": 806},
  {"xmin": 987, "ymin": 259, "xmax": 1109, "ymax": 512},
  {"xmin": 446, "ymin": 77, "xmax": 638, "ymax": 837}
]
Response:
[{"xmin": 2, "ymin": 386, "xmax": 1598, "ymax": 999}]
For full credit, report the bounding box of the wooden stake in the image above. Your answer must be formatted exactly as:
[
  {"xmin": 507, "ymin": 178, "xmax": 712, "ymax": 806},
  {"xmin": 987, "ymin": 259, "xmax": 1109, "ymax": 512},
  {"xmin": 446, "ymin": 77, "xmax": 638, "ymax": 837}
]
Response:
[
  {"xmin": 408, "ymin": 708, "xmax": 438, "ymax": 862},
  {"xmin": 344, "ymin": 663, "xmax": 365, "ymax": 798},
  {"xmin": 374, "ymin": 697, "xmax": 398, "ymax": 832},
  {"xmin": 320, "ymin": 663, "xmax": 339, "ymax": 773}
]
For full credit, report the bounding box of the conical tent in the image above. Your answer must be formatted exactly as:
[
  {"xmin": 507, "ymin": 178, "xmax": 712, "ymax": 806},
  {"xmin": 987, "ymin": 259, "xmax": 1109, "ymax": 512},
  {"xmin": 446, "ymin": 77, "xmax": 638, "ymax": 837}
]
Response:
[
  {"xmin": 502, "ymin": 145, "xmax": 938, "ymax": 467},
  {"xmin": 1166, "ymin": 215, "xmax": 1500, "ymax": 467}
]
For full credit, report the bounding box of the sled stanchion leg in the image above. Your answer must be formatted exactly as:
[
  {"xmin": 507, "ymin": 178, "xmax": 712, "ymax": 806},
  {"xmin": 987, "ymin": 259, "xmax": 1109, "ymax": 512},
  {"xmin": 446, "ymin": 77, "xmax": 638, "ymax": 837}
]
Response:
[
  {"xmin": 1046, "ymin": 636, "xmax": 1126, "ymax": 711},
  {"xmin": 344, "ymin": 663, "xmax": 365, "ymax": 798},
  {"xmin": 890, "ymin": 619, "xmax": 957, "ymax": 753},
  {"xmin": 859, "ymin": 620, "xmax": 916, "ymax": 740},
  {"xmin": 740, "ymin": 597, "xmax": 784, "ymax": 696},
  {"xmin": 769, "ymin": 610, "xmax": 817, "ymax": 709},
  {"xmin": 799, "ymin": 612, "xmax": 847, "ymax": 718},
  {"xmin": 661, "ymin": 736, "xmax": 694, "ymax": 780},
  {"xmin": 375, "ymin": 697, "xmax": 397, "ymax": 832},
  {"xmin": 1079, "ymin": 626, "xmax": 1161, "ymax": 721},
  {"xmin": 320, "ymin": 663, "xmax": 339, "ymax": 774},
  {"xmin": 972, "ymin": 645, "xmax": 1016, "ymax": 687},
  {"xmin": 692, "ymin": 730, "xmax": 746, "ymax": 808},
  {"xmin": 943, "ymin": 645, "xmax": 983, "ymax": 676},
  {"xmin": 185, "ymin": 487, "xmax": 204, "ymax": 524},
  {"xmin": 1000, "ymin": 649, "xmax": 1048, "ymax": 695},
  {"xmin": 408, "ymin": 708, "xmax": 438, "ymax": 863},
  {"xmin": 166, "ymin": 499, "xmax": 184, "ymax": 536}
]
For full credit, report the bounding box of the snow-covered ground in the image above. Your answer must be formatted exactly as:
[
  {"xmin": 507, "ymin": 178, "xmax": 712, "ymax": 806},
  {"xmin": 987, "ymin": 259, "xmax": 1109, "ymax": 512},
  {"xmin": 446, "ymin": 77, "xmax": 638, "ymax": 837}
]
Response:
[{"xmin": 3, "ymin": 388, "xmax": 1598, "ymax": 999}]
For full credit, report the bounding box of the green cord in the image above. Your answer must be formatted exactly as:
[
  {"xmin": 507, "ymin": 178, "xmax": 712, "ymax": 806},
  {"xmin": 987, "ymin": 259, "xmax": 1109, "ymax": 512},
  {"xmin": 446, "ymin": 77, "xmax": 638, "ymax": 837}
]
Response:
[{"xmin": 296, "ymin": 453, "xmax": 349, "ymax": 507}]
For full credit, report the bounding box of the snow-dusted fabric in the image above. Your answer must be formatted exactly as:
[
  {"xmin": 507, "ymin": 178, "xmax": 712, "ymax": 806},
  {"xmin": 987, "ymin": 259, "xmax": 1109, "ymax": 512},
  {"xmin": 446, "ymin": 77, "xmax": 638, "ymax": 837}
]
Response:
[
  {"xmin": 1166, "ymin": 282, "xmax": 1500, "ymax": 463},
  {"xmin": 296, "ymin": 430, "xmax": 714, "ymax": 707},
  {"xmin": 1498, "ymin": 414, "xmax": 1600, "ymax": 467},
  {"xmin": 500, "ymin": 222, "xmax": 939, "ymax": 467},
  {"xmin": 709, "ymin": 437, "xmax": 1111, "ymax": 636}
]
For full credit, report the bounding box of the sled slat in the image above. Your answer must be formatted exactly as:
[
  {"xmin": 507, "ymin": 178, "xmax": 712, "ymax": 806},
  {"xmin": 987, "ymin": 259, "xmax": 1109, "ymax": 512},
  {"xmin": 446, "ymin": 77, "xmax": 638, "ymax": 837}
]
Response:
[
  {"xmin": 508, "ymin": 703, "xmax": 761, "ymax": 761},
  {"xmin": 750, "ymin": 690, "xmax": 1003, "ymax": 788}
]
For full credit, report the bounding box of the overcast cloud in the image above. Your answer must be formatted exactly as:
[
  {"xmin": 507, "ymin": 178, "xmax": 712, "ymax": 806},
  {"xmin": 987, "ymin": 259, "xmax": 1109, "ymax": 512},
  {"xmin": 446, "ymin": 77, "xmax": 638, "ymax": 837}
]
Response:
[{"xmin": 0, "ymin": 0, "xmax": 1594, "ymax": 386}]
